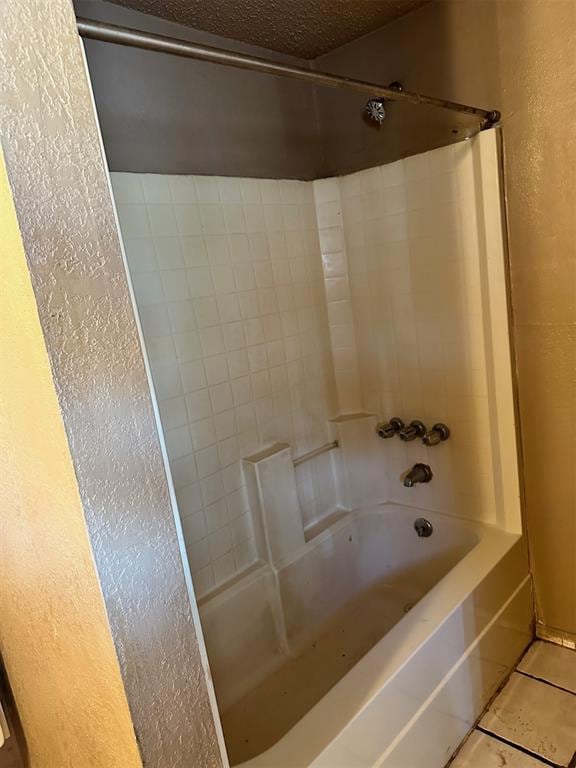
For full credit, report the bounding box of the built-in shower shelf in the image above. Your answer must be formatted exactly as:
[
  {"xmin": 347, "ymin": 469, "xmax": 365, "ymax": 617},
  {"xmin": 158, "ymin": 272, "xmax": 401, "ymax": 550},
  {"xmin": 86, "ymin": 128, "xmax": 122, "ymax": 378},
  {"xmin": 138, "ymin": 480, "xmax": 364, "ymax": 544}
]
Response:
[
  {"xmin": 304, "ymin": 508, "xmax": 349, "ymax": 542},
  {"xmin": 330, "ymin": 411, "xmax": 376, "ymax": 422}
]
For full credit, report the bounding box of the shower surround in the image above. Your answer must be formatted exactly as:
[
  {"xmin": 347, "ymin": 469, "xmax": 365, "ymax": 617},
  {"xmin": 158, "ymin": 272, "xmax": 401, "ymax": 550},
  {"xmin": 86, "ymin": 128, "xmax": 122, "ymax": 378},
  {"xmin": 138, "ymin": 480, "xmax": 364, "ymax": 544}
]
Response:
[
  {"xmin": 113, "ymin": 130, "xmax": 518, "ymax": 597},
  {"xmin": 111, "ymin": 130, "xmax": 527, "ymax": 766}
]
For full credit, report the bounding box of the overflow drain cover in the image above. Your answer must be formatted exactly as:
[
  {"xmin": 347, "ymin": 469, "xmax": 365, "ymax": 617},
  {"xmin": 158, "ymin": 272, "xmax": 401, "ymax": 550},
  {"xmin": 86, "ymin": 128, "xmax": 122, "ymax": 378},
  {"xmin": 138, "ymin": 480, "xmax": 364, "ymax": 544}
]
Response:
[{"xmin": 414, "ymin": 518, "xmax": 433, "ymax": 537}]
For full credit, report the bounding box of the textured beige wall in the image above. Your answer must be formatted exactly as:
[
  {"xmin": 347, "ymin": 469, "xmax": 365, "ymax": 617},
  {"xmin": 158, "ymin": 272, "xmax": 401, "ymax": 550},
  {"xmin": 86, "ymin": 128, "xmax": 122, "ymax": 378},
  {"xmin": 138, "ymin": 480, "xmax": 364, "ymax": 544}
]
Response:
[
  {"xmin": 0, "ymin": 147, "xmax": 142, "ymax": 767},
  {"xmin": 318, "ymin": 0, "xmax": 576, "ymax": 637},
  {"xmin": 497, "ymin": 0, "xmax": 576, "ymax": 639},
  {"xmin": 0, "ymin": 2, "xmax": 226, "ymax": 766}
]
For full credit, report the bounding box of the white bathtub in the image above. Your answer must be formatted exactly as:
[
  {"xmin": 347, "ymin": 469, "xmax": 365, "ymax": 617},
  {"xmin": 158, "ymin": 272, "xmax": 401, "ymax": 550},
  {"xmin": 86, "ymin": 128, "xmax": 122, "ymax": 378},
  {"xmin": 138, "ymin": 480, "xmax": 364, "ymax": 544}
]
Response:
[{"xmin": 199, "ymin": 503, "xmax": 532, "ymax": 767}]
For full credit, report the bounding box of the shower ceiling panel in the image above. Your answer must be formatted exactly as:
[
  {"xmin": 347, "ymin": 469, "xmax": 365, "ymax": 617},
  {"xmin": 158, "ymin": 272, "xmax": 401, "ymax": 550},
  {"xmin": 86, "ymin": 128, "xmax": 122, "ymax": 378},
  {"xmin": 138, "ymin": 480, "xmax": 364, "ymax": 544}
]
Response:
[{"xmin": 103, "ymin": 0, "xmax": 430, "ymax": 58}]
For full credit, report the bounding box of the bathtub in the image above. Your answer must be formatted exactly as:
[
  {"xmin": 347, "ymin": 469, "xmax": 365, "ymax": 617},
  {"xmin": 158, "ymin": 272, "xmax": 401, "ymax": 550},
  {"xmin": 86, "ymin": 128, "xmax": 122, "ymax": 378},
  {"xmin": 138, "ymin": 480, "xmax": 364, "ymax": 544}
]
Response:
[{"xmin": 199, "ymin": 503, "xmax": 531, "ymax": 768}]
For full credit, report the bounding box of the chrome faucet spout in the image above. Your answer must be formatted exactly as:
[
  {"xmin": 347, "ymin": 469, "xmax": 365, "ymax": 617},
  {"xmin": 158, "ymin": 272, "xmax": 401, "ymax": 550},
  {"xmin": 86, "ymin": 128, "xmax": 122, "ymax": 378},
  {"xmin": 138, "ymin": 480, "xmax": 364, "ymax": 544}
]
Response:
[{"xmin": 403, "ymin": 463, "xmax": 433, "ymax": 487}]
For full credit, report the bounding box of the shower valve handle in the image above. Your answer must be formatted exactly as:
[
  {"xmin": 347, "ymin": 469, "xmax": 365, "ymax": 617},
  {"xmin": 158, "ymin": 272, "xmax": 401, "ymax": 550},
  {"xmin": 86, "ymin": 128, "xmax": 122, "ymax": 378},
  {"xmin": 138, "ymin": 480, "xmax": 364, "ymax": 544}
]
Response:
[
  {"xmin": 398, "ymin": 420, "xmax": 426, "ymax": 442},
  {"xmin": 422, "ymin": 423, "xmax": 450, "ymax": 446},
  {"xmin": 376, "ymin": 417, "xmax": 404, "ymax": 440}
]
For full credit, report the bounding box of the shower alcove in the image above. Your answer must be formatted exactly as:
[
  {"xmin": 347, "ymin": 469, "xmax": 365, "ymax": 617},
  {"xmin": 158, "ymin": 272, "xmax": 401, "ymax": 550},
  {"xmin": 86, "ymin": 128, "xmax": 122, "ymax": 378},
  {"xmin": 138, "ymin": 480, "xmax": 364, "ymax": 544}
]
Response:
[{"xmin": 79, "ymin": 2, "xmax": 532, "ymax": 765}]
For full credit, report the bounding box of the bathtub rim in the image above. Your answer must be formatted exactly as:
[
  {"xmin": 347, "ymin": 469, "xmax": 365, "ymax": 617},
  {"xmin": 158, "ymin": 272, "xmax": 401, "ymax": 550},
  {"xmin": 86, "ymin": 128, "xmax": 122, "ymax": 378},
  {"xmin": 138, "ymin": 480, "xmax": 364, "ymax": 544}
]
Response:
[{"xmin": 236, "ymin": 501, "xmax": 520, "ymax": 767}]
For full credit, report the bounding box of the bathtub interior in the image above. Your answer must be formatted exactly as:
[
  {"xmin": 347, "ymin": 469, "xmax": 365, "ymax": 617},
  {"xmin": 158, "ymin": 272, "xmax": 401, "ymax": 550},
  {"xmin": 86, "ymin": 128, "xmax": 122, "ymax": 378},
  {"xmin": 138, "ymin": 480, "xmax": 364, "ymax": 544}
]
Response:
[
  {"xmin": 278, "ymin": 507, "xmax": 480, "ymax": 649},
  {"xmin": 201, "ymin": 505, "xmax": 481, "ymax": 764}
]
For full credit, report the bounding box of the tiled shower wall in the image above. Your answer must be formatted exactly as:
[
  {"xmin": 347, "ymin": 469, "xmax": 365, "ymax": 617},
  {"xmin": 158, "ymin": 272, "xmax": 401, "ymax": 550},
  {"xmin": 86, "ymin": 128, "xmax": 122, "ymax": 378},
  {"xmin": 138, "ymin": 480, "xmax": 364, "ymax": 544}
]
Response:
[
  {"xmin": 314, "ymin": 140, "xmax": 498, "ymax": 523},
  {"xmin": 112, "ymin": 173, "xmax": 339, "ymax": 595},
  {"xmin": 112, "ymin": 138, "xmax": 502, "ymax": 596}
]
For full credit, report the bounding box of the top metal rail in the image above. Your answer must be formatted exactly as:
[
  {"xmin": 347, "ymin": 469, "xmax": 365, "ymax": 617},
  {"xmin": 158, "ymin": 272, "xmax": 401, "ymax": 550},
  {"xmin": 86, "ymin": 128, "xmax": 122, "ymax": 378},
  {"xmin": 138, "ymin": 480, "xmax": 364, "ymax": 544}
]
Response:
[{"xmin": 77, "ymin": 18, "xmax": 500, "ymax": 128}]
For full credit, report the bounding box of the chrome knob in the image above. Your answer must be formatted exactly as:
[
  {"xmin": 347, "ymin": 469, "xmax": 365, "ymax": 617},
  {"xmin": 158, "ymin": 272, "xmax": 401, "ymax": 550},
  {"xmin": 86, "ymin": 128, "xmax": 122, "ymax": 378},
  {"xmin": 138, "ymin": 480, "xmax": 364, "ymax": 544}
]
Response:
[
  {"xmin": 398, "ymin": 420, "xmax": 426, "ymax": 442},
  {"xmin": 422, "ymin": 423, "xmax": 450, "ymax": 446},
  {"xmin": 376, "ymin": 417, "xmax": 404, "ymax": 440}
]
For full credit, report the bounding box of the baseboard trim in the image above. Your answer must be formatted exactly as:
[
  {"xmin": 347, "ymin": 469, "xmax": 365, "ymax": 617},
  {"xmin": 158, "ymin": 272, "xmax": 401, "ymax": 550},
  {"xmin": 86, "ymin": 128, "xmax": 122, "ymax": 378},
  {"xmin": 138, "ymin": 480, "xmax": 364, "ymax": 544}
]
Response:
[{"xmin": 536, "ymin": 623, "xmax": 576, "ymax": 650}]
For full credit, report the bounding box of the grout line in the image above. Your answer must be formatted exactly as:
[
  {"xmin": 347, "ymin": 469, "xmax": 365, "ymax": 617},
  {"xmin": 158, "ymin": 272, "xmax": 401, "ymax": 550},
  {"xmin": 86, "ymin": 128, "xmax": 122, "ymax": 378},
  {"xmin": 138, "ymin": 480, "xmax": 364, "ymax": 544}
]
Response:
[
  {"xmin": 516, "ymin": 669, "xmax": 576, "ymax": 698},
  {"xmin": 475, "ymin": 726, "xmax": 560, "ymax": 768},
  {"xmin": 453, "ymin": 641, "xmax": 576, "ymax": 767}
]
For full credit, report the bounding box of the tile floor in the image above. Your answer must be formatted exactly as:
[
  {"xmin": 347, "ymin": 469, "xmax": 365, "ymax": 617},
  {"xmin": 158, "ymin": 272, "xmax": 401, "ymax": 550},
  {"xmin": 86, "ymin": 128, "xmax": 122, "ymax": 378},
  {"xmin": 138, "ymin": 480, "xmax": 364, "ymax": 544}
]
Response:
[{"xmin": 450, "ymin": 640, "xmax": 576, "ymax": 768}]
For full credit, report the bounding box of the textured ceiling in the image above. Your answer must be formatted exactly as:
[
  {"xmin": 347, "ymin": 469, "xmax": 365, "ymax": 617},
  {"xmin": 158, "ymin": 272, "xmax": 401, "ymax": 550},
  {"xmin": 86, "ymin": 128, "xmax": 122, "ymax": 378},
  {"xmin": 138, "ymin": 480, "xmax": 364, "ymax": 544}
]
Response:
[{"xmin": 104, "ymin": 0, "xmax": 430, "ymax": 58}]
